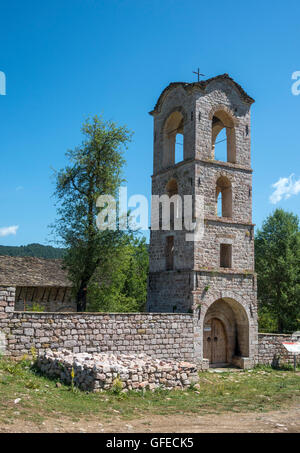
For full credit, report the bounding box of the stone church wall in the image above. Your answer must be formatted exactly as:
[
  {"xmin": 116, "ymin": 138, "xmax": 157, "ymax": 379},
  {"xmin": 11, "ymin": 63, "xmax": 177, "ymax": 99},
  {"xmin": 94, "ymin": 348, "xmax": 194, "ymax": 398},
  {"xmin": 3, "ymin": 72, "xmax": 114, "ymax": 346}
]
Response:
[
  {"xmin": 0, "ymin": 287, "xmax": 195, "ymax": 361},
  {"xmin": 258, "ymin": 333, "xmax": 300, "ymax": 366},
  {"xmin": 1, "ymin": 287, "xmax": 298, "ymax": 368}
]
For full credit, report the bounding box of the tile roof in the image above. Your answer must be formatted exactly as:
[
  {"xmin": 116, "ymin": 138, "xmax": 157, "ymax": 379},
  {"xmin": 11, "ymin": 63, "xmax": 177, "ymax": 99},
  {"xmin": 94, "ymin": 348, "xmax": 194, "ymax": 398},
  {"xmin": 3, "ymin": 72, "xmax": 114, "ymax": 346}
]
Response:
[{"xmin": 0, "ymin": 255, "xmax": 72, "ymax": 287}]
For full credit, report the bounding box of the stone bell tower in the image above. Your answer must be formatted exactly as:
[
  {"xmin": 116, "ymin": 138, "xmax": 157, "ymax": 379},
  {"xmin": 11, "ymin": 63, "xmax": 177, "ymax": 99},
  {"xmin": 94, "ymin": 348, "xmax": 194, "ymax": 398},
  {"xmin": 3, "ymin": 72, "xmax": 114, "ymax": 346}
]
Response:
[{"xmin": 147, "ymin": 74, "xmax": 258, "ymax": 368}]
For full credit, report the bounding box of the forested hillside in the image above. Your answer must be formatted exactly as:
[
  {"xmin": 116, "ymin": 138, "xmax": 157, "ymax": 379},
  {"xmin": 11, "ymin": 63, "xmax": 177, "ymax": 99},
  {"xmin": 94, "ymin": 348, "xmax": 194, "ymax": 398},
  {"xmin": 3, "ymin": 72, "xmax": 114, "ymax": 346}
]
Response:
[{"xmin": 0, "ymin": 243, "xmax": 65, "ymax": 259}]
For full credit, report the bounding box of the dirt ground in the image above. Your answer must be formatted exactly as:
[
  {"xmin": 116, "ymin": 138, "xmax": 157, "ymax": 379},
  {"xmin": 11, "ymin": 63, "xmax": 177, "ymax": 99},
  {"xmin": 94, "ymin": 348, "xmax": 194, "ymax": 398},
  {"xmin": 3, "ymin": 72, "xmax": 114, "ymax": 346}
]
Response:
[{"xmin": 0, "ymin": 402, "xmax": 299, "ymax": 433}]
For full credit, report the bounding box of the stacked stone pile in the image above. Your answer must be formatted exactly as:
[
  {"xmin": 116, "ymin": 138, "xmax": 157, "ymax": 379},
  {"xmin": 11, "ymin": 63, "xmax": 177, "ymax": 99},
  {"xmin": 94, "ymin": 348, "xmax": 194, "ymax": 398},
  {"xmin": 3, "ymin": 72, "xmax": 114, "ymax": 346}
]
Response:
[{"xmin": 36, "ymin": 349, "xmax": 199, "ymax": 392}]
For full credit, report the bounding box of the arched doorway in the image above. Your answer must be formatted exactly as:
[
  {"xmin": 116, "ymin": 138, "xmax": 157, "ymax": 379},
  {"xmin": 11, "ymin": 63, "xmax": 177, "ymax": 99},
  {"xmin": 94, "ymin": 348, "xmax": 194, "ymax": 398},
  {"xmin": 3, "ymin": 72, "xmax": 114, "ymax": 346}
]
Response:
[{"xmin": 203, "ymin": 298, "xmax": 250, "ymax": 367}]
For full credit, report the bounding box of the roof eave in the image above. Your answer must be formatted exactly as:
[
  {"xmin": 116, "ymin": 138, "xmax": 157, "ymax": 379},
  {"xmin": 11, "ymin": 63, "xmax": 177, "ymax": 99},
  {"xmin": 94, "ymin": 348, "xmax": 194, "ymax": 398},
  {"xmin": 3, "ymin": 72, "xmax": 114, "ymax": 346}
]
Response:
[{"xmin": 150, "ymin": 74, "xmax": 255, "ymax": 115}]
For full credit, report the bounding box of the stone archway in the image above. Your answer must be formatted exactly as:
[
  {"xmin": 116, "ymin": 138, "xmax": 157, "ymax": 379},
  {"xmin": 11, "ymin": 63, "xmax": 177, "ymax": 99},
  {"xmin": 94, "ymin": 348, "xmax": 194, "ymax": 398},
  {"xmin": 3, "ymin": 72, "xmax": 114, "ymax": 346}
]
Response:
[{"xmin": 203, "ymin": 298, "xmax": 250, "ymax": 367}]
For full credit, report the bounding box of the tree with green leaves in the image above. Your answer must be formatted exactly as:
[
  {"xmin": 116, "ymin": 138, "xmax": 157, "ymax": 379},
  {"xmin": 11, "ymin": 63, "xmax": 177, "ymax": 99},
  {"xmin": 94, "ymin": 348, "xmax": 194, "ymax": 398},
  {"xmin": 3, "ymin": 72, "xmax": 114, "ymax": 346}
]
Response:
[
  {"xmin": 52, "ymin": 115, "xmax": 132, "ymax": 312},
  {"xmin": 255, "ymin": 209, "xmax": 300, "ymax": 333},
  {"xmin": 87, "ymin": 236, "xmax": 149, "ymax": 313}
]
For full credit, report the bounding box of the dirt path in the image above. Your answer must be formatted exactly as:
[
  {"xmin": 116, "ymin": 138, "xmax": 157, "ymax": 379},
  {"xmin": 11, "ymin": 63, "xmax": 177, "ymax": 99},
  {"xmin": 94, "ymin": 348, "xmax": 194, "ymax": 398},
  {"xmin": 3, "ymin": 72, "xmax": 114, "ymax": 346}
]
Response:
[{"xmin": 1, "ymin": 403, "xmax": 299, "ymax": 433}]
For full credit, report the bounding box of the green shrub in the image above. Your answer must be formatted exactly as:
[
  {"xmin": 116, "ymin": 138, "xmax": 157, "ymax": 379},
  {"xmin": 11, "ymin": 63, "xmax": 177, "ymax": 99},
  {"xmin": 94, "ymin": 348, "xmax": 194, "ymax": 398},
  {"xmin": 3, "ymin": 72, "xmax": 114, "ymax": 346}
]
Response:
[
  {"xmin": 258, "ymin": 307, "xmax": 278, "ymax": 333},
  {"xmin": 26, "ymin": 303, "xmax": 46, "ymax": 312},
  {"xmin": 111, "ymin": 375, "xmax": 123, "ymax": 395}
]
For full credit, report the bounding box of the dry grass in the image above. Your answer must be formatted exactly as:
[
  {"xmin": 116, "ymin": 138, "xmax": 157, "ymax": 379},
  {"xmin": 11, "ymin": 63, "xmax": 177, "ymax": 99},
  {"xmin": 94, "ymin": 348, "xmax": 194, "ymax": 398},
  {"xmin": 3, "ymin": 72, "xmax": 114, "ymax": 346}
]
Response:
[{"xmin": 0, "ymin": 357, "xmax": 299, "ymax": 426}]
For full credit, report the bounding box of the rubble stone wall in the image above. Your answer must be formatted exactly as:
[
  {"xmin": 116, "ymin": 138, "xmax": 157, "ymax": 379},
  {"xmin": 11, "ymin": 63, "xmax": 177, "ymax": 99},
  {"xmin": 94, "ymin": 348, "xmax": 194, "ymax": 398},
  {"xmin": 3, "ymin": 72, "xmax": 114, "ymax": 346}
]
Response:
[{"xmin": 36, "ymin": 349, "xmax": 199, "ymax": 392}]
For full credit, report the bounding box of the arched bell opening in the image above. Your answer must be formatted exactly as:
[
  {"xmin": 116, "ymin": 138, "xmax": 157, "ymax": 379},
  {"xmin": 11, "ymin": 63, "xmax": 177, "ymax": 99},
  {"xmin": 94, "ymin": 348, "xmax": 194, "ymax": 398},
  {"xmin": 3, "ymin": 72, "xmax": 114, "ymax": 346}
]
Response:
[
  {"xmin": 212, "ymin": 110, "xmax": 236, "ymax": 163},
  {"xmin": 163, "ymin": 111, "xmax": 185, "ymax": 168}
]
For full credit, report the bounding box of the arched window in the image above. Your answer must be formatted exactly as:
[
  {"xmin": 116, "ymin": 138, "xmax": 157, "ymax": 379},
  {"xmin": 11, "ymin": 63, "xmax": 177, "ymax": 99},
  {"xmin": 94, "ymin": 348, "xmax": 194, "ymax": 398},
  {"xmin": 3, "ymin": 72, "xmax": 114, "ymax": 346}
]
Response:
[
  {"xmin": 217, "ymin": 191, "xmax": 223, "ymax": 217},
  {"xmin": 163, "ymin": 111, "xmax": 184, "ymax": 167},
  {"xmin": 175, "ymin": 133, "xmax": 183, "ymax": 164},
  {"xmin": 212, "ymin": 110, "xmax": 236, "ymax": 163},
  {"xmin": 216, "ymin": 176, "xmax": 232, "ymax": 218}
]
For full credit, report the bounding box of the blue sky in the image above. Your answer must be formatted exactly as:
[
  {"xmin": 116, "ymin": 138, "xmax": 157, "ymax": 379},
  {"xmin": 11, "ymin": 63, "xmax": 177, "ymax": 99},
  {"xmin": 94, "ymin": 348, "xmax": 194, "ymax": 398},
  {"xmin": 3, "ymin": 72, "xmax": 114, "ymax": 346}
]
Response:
[{"xmin": 0, "ymin": 0, "xmax": 299, "ymax": 246}]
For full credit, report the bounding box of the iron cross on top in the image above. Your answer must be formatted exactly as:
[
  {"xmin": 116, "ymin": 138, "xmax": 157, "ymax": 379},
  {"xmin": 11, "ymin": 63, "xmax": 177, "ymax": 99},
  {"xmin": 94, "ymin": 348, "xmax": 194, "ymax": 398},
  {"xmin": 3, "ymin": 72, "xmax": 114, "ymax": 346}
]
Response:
[{"xmin": 193, "ymin": 68, "xmax": 205, "ymax": 82}]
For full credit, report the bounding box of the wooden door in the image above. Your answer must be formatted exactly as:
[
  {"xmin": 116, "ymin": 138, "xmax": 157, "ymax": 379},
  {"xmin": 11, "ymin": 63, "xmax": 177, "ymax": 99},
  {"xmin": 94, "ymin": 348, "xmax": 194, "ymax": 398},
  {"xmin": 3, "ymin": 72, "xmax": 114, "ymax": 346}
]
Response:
[
  {"xmin": 203, "ymin": 318, "xmax": 227, "ymax": 364},
  {"xmin": 212, "ymin": 318, "xmax": 227, "ymax": 363}
]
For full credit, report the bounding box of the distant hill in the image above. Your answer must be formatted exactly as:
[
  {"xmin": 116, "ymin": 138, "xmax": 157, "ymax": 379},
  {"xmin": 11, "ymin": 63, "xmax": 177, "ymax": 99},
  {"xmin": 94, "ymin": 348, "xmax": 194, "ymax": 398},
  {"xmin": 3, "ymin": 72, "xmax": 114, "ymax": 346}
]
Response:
[{"xmin": 0, "ymin": 243, "xmax": 65, "ymax": 259}]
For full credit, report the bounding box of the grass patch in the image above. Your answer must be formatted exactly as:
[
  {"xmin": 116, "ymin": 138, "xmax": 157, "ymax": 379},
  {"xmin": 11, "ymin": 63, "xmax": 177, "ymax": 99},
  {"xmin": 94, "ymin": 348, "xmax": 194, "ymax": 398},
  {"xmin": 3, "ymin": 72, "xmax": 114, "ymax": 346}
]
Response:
[{"xmin": 0, "ymin": 357, "xmax": 299, "ymax": 426}]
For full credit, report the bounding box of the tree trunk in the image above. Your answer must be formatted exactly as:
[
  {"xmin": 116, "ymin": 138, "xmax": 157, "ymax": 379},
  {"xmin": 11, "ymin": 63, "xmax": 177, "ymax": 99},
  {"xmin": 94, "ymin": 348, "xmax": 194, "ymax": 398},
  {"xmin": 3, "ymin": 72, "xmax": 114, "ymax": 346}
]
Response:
[
  {"xmin": 278, "ymin": 317, "xmax": 283, "ymax": 334},
  {"xmin": 76, "ymin": 283, "xmax": 87, "ymax": 312}
]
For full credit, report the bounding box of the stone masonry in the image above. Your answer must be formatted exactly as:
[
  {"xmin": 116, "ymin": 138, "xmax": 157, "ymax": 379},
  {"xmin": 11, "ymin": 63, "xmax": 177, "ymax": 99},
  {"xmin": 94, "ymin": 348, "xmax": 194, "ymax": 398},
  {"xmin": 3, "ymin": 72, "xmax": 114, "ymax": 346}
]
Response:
[
  {"xmin": 258, "ymin": 333, "xmax": 300, "ymax": 367},
  {"xmin": 0, "ymin": 287, "xmax": 195, "ymax": 362},
  {"xmin": 0, "ymin": 287, "xmax": 298, "ymax": 368},
  {"xmin": 147, "ymin": 74, "xmax": 258, "ymax": 368},
  {"xmin": 0, "ymin": 75, "xmax": 296, "ymax": 372}
]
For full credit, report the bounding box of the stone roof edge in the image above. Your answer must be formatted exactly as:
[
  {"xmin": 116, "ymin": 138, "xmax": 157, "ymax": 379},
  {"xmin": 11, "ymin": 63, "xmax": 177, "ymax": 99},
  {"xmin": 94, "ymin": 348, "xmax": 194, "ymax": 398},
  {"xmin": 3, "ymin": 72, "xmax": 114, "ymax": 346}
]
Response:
[{"xmin": 149, "ymin": 74, "xmax": 255, "ymax": 115}]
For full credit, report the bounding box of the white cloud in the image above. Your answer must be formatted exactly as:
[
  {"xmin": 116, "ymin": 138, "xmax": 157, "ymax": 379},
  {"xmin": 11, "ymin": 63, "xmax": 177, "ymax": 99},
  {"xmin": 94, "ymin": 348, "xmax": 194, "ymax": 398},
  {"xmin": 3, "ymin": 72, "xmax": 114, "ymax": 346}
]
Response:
[
  {"xmin": 0, "ymin": 225, "xmax": 19, "ymax": 237},
  {"xmin": 270, "ymin": 174, "xmax": 300, "ymax": 204}
]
